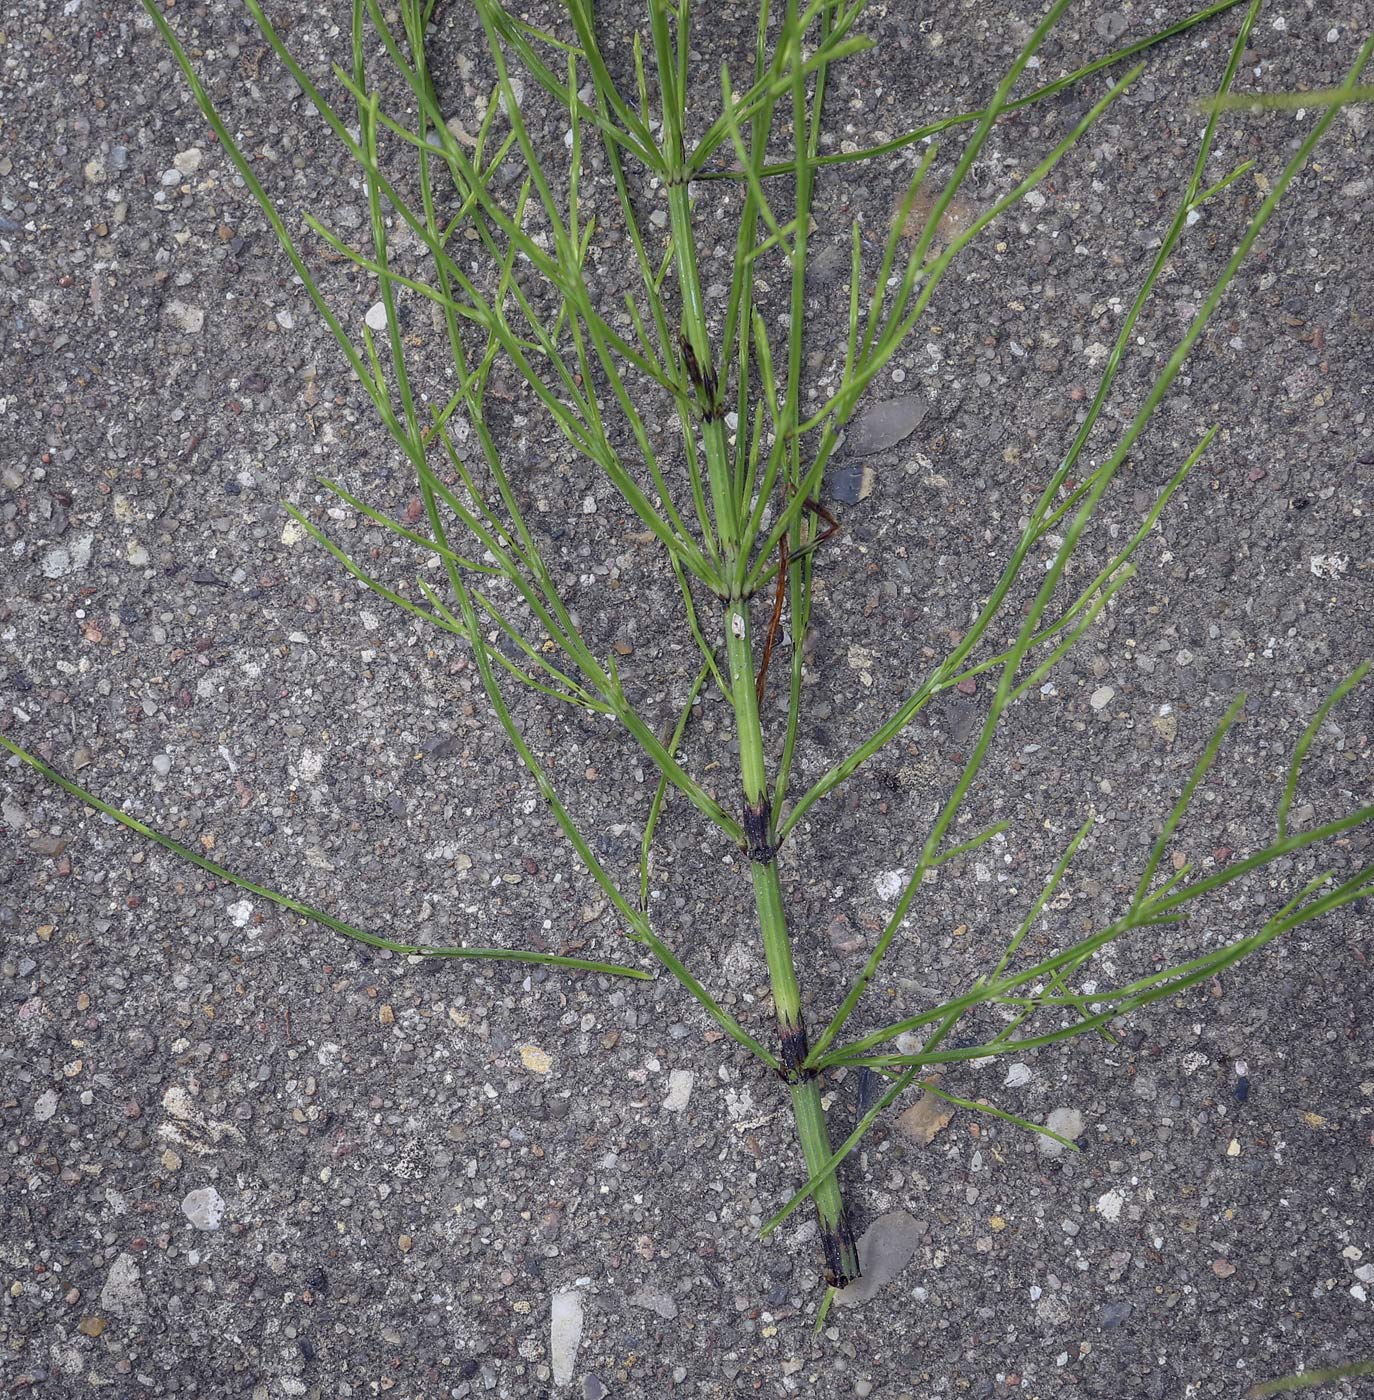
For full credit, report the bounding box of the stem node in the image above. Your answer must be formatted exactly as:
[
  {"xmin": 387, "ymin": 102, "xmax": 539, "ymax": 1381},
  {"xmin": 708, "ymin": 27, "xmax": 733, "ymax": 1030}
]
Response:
[
  {"xmin": 743, "ymin": 795, "xmax": 777, "ymax": 864},
  {"xmin": 777, "ymin": 1017, "xmax": 814, "ymax": 1084}
]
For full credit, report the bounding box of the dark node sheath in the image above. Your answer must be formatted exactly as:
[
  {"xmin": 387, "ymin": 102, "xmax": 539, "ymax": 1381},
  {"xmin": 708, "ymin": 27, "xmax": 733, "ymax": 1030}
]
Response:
[{"xmin": 743, "ymin": 796, "xmax": 776, "ymax": 864}]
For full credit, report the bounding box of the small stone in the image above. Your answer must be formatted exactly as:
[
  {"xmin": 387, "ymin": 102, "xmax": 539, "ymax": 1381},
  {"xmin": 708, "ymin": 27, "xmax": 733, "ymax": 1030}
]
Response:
[
  {"xmin": 365, "ymin": 302, "xmax": 388, "ymax": 332},
  {"xmin": 875, "ymin": 869, "xmax": 906, "ymax": 901},
  {"xmin": 519, "ymin": 1044, "xmax": 552, "ymax": 1075},
  {"xmin": 583, "ymin": 1378, "xmax": 608, "ymax": 1400},
  {"xmin": 662, "ymin": 1069, "xmax": 694, "ymax": 1113},
  {"xmin": 1038, "ymin": 1106, "xmax": 1084, "ymax": 1158},
  {"xmin": 181, "ymin": 1186, "xmax": 226, "ymax": 1231},
  {"xmin": 227, "ymin": 900, "xmax": 253, "ymax": 928},
  {"xmin": 152, "ymin": 754, "xmax": 171, "ymax": 777},
  {"xmin": 628, "ymin": 1287, "xmax": 678, "ymax": 1320},
  {"xmin": 1096, "ymin": 1190, "xmax": 1124, "ymax": 1223},
  {"xmin": 1090, "ymin": 685, "xmax": 1115, "ymax": 711},
  {"xmin": 807, "ymin": 240, "xmax": 852, "ymax": 288},
  {"xmin": 100, "ymin": 1254, "xmax": 144, "ymax": 1317},
  {"xmin": 844, "ymin": 394, "xmax": 929, "ymax": 456},
  {"xmin": 835, "ymin": 1211, "xmax": 922, "ymax": 1306},
  {"xmin": 829, "ymin": 464, "xmax": 875, "ymax": 506},
  {"xmin": 34, "ymin": 1089, "xmax": 58, "ymax": 1122},
  {"xmin": 164, "ymin": 301, "xmax": 205, "ymax": 334},
  {"xmin": 1003, "ymin": 1063, "xmax": 1032, "ymax": 1088},
  {"xmin": 1152, "ymin": 709, "xmax": 1178, "ymax": 743},
  {"xmin": 828, "ymin": 916, "xmax": 864, "ymax": 955},
  {"xmin": 896, "ymin": 1082, "xmax": 954, "ymax": 1145},
  {"xmin": 378, "ymin": 1004, "xmax": 395, "ymax": 1026},
  {"xmin": 855, "ymin": 1382, "xmax": 874, "ymax": 1398},
  {"xmin": 173, "ymin": 147, "xmax": 203, "ymax": 175},
  {"xmin": 1211, "ymin": 1258, "xmax": 1236, "ymax": 1278},
  {"xmin": 1098, "ymin": 1299, "xmax": 1132, "ymax": 1328},
  {"xmin": 42, "ymin": 534, "xmax": 93, "ymax": 579},
  {"xmin": 550, "ymin": 1290, "xmax": 583, "ymax": 1387},
  {"xmin": 78, "ymin": 1316, "xmax": 106, "ymax": 1338},
  {"xmin": 126, "ymin": 543, "xmax": 149, "ymax": 567},
  {"xmin": 397, "ymin": 1235, "xmax": 413, "ymax": 1254}
]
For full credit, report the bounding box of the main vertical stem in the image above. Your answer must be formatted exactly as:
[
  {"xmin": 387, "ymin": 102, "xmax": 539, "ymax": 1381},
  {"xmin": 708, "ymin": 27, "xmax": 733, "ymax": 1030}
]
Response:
[
  {"xmin": 724, "ymin": 599, "xmax": 860, "ymax": 1289},
  {"xmin": 650, "ymin": 0, "xmax": 857, "ymax": 1291}
]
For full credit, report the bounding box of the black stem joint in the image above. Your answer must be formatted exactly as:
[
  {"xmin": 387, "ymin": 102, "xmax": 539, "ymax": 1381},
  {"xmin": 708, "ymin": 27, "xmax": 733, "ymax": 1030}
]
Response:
[
  {"xmin": 679, "ymin": 331, "xmax": 723, "ymax": 421},
  {"xmin": 821, "ymin": 1217, "xmax": 860, "ymax": 1290},
  {"xmin": 777, "ymin": 1019, "xmax": 814, "ymax": 1085},
  {"xmin": 743, "ymin": 796, "xmax": 776, "ymax": 864}
]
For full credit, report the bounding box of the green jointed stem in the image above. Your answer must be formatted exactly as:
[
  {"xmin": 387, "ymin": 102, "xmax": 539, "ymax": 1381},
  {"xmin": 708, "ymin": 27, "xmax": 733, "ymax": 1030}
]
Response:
[{"xmin": 724, "ymin": 600, "xmax": 860, "ymax": 1288}]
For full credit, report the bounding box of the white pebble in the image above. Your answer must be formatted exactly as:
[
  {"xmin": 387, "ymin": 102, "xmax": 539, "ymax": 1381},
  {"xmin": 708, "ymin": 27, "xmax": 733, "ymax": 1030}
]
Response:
[
  {"xmin": 42, "ymin": 534, "xmax": 93, "ymax": 579},
  {"xmin": 1096, "ymin": 1189, "xmax": 1125, "ymax": 1222},
  {"xmin": 365, "ymin": 301, "xmax": 388, "ymax": 332},
  {"xmin": 165, "ymin": 301, "xmax": 204, "ymax": 333},
  {"xmin": 152, "ymin": 754, "xmax": 171, "ymax": 777},
  {"xmin": 181, "ymin": 1186, "xmax": 226, "ymax": 1231},
  {"xmin": 663, "ymin": 1069, "xmax": 694, "ymax": 1113},
  {"xmin": 550, "ymin": 1290, "xmax": 583, "ymax": 1386},
  {"xmin": 1090, "ymin": 685, "xmax": 1114, "ymax": 711},
  {"xmin": 1038, "ymin": 1106, "xmax": 1084, "ymax": 1158},
  {"xmin": 875, "ymin": 870, "xmax": 906, "ymax": 902}
]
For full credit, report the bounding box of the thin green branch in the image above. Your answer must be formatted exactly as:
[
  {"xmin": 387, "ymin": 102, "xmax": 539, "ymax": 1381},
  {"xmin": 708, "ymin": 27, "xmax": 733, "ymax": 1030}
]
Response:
[
  {"xmin": 1277, "ymin": 662, "xmax": 1370, "ymax": 840},
  {"xmin": 0, "ymin": 737, "xmax": 649, "ymax": 981},
  {"xmin": 693, "ymin": 0, "xmax": 1251, "ymax": 178},
  {"xmin": 639, "ymin": 662, "xmax": 711, "ymax": 912}
]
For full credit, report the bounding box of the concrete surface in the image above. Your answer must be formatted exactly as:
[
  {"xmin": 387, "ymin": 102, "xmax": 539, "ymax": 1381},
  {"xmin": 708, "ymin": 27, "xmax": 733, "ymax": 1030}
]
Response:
[{"xmin": 2, "ymin": 1, "xmax": 1372, "ymax": 1396}]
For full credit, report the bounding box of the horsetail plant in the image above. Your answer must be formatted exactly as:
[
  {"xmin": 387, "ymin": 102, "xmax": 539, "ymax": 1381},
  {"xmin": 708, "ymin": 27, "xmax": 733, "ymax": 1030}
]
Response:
[{"xmin": 5, "ymin": 0, "xmax": 1372, "ymax": 1317}]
